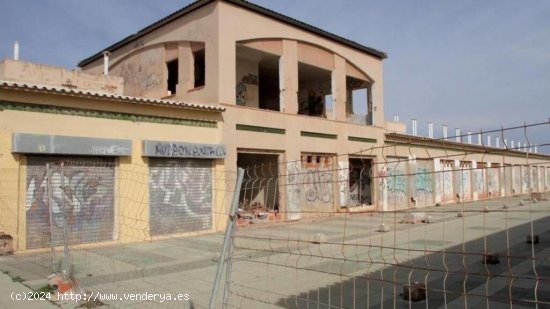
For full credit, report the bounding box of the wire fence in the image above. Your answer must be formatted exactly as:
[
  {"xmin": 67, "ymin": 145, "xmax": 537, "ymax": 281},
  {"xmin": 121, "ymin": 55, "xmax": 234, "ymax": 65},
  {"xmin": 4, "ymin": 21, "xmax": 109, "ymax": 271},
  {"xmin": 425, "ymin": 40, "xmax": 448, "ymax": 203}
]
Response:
[
  {"xmin": 0, "ymin": 121, "xmax": 549, "ymax": 308},
  {"xmin": 223, "ymin": 122, "xmax": 550, "ymax": 308}
]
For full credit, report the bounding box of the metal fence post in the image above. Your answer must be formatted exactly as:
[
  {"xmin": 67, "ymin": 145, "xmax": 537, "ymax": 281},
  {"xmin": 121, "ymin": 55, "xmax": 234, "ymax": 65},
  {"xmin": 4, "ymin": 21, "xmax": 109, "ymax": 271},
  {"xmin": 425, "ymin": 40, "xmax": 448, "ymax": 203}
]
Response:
[
  {"xmin": 59, "ymin": 162, "xmax": 71, "ymax": 279},
  {"xmin": 209, "ymin": 168, "xmax": 245, "ymax": 309},
  {"xmin": 46, "ymin": 163, "xmax": 57, "ymax": 273}
]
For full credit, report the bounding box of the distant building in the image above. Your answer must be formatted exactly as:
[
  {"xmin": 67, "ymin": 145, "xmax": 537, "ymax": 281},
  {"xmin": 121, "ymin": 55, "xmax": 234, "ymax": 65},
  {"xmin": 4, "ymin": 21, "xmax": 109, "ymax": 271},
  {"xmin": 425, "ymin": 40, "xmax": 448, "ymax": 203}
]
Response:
[{"xmin": 1, "ymin": 0, "xmax": 549, "ymax": 252}]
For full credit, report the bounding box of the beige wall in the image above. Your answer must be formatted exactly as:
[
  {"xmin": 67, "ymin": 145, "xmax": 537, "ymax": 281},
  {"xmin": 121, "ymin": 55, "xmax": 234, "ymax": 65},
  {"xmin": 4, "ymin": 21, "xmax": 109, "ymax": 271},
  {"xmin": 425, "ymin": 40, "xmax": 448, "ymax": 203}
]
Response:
[
  {"xmin": 80, "ymin": 1, "xmax": 386, "ymax": 124},
  {"xmin": 0, "ymin": 90, "xmax": 224, "ymax": 251},
  {"xmin": 0, "ymin": 59, "xmax": 123, "ymax": 94},
  {"xmin": 217, "ymin": 1, "xmax": 385, "ymax": 125},
  {"xmin": 82, "ymin": 2, "xmax": 220, "ymax": 104},
  {"xmin": 235, "ymin": 57, "xmax": 259, "ymax": 108}
]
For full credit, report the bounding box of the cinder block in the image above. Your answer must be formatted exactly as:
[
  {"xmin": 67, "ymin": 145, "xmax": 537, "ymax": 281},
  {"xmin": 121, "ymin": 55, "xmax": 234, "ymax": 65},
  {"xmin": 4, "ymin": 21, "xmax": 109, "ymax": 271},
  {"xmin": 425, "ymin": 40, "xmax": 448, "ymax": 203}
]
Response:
[
  {"xmin": 401, "ymin": 212, "xmax": 425, "ymax": 224},
  {"xmin": 313, "ymin": 233, "xmax": 327, "ymax": 244},
  {"xmin": 0, "ymin": 233, "xmax": 13, "ymax": 256},
  {"xmin": 527, "ymin": 234, "xmax": 539, "ymax": 244},
  {"xmin": 422, "ymin": 215, "xmax": 434, "ymax": 223},
  {"xmin": 402, "ymin": 281, "xmax": 426, "ymax": 302},
  {"xmin": 483, "ymin": 253, "xmax": 500, "ymax": 265}
]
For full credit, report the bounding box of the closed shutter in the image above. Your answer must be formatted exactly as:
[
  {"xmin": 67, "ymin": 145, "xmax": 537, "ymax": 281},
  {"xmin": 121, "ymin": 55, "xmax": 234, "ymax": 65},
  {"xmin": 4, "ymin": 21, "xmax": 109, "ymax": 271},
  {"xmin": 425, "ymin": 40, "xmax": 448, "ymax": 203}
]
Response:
[
  {"xmin": 149, "ymin": 159, "xmax": 212, "ymax": 236},
  {"xmin": 25, "ymin": 156, "xmax": 115, "ymax": 249}
]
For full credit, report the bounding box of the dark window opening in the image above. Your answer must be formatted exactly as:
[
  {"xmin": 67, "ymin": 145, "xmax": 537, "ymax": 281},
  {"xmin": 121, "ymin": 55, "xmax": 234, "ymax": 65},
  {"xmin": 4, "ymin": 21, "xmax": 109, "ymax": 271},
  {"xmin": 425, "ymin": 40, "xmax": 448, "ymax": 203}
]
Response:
[
  {"xmin": 236, "ymin": 44, "xmax": 280, "ymax": 111},
  {"xmin": 348, "ymin": 158, "xmax": 373, "ymax": 206},
  {"xmin": 193, "ymin": 49, "xmax": 205, "ymax": 88},
  {"xmin": 298, "ymin": 62, "xmax": 332, "ymax": 118},
  {"xmin": 346, "ymin": 76, "xmax": 372, "ymax": 125},
  {"xmin": 166, "ymin": 59, "xmax": 178, "ymax": 95},
  {"xmin": 258, "ymin": 60, "xmax": 280, "ymax": 111}
]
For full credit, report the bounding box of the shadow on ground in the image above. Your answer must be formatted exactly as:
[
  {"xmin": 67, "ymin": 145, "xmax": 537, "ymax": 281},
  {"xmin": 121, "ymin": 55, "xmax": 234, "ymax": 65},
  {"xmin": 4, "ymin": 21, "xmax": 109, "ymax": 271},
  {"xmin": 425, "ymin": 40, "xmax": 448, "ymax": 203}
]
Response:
[{"xmin": 276, "ymin": 216, "xmax": 550, "ymax": 309}]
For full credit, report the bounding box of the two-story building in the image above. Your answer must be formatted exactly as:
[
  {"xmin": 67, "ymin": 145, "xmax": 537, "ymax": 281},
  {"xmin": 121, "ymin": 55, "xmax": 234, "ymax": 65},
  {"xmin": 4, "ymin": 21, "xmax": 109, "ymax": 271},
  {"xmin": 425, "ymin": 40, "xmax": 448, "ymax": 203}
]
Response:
[{"xmin": 1, "ymin": 0, "xmax": 549, "ymax": 252}]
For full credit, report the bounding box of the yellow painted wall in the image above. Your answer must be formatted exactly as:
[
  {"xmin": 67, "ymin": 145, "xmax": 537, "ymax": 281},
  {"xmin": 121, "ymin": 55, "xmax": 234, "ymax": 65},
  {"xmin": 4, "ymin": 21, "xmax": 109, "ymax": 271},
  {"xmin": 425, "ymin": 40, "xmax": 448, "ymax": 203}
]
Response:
[{"xmin": 0, "ymin": 90, "xmax": 225, "ymax": 252}]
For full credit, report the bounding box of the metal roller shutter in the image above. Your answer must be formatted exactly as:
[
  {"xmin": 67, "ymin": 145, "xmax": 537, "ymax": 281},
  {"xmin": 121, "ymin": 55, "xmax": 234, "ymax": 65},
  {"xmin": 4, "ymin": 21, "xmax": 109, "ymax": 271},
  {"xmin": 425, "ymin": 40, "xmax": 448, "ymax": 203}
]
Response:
[
  {"xmin": 149, "ymin": 159, "xmax": 213, "ymax": 236},
  {"xmin": 25, "ymin": 156, "xmax": 115, "ymax": 249}
]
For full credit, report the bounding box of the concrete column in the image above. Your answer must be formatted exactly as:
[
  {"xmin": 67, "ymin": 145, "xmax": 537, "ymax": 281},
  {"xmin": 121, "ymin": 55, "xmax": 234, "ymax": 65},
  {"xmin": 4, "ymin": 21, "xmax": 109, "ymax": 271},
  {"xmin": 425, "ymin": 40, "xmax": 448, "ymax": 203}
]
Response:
[
  {"xmin": 378, "ymin": 161, "xmax": 388, "ymax": 211},
  {"xmin": 337, "ymin": 155, "xmax": 350, "ymax": 208},
  {"xmin": 434, "ymin": 159, "xmax": 442, "ymax": 204},
  {"xmin": 176, "ymin": 42, "xmax": 193, "ymax": 95},
  {"xmin": 500, "ymin": 165, "xmax": 506, "ymax": 197},
  {"xmin": 332, "ymin": 54, "xmax": 347, "ymax": 121},
  {"xmin": 280, "ymin": 40, "xmax": 299, "ymax": 114},
  {"xmin": 472, "ymin": 160, "xmax": 478, "ymax": 201},
  {"xmin": 285, "ymin": 148, "xmax": 302, "ymax": 220},
  {"xmin": 454, "ymin": 159, "xmax": 461, "ymax": 200}
]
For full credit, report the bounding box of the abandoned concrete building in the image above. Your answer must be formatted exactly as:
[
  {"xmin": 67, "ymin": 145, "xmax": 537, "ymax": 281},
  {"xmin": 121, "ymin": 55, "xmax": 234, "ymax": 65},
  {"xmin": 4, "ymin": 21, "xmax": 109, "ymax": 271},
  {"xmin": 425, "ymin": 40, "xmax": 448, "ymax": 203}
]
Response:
[{"xmin": 0, "ymin": 0, "xmax": 549, "ymax": 252}]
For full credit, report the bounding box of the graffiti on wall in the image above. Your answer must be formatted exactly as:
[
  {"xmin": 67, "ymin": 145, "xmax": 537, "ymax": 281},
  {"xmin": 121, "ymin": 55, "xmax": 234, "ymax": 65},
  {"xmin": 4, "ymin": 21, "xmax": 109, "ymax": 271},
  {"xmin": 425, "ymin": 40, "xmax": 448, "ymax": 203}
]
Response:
[
  {"xmin": 26, "ymin": 160, "xmax": 114, "ymax": 249},
  {"xmin": 412, "ymin": 163, "xmax": 434, "ymax": 206},
  {"xmin": 304, "ymin": 169, "xmax": 332, "ymax": 203},
  {"xmin": 286, "ymin": 156, "xmax": 334, "ymax": 217},
  {"xmin": 113, "ymin": 47, "xmax": 163, "ymax": 97},
  {"xmin": 442, "ymin": 166, "xmax": 454, "ymax": 202},
  {"xmin": 338, "ymin": 162, "xmax": 349, "ymax": 207},
  {"xmin": 386, "ymin": 160, "xmax": 407, "ymax": 209},
  {"xmin": 487, "ymin": 167, "xmax": 500, "ymax": 196},
  {"xmin": 457, "ymin": 169, "xmax": 471, "ymax": 200},
  {"xmin": 287, "ymin": 162, "xmax": 302, "ymax": 220},
  {"xmin": 475, "ymin": 169, "xmax": 485, "ymax": 195},
  {"xmin": 149, "ymin": 160, "xmax": 212, "ymax": 235},
  {"xmin": 236, "ymin": 82, "xmax": 247, "ymax": 106}
]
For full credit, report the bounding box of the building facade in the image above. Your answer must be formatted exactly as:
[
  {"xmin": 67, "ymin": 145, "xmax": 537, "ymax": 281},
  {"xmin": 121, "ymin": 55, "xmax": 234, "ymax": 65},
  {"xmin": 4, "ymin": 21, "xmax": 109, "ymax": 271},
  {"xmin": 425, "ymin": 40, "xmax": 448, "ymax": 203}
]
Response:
[{"xmin": 1, "ymin": 0, "xmax": 549, "ymax": 252}]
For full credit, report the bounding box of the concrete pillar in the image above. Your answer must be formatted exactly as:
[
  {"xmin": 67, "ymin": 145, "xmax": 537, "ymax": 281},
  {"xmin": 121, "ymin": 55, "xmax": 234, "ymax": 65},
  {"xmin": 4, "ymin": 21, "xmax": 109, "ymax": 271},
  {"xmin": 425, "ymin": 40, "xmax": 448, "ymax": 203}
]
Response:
[
  {"xmin": 379, "ymin": 163, "xmax": 388, "ymax": 211},
  {"xmin": 472, "ymin": 160, "xmax": 479, "ymax": 201},
  {"xmin": 285, "ymin": 147, "xmax": 301, "ymax": 220},
  {"xmin": 454, "ymin": 159, "xmax": 461, "ymax": 200},
  {"xmin": 332, "ymin": 54, "xmax": 347, "ymax": 121},
  {"xmin": 337, "ymin": 155, "xmax": 350, "ymax": 207},
  {"xmin": 434, "ymin": 159, "xmax": 442, "ymax": 204},
  {"xmin": 500, "ymin": 165, "xmax": 506, "ymax": 197},
  {"xmin": 176, "ymin": 42, "xmax": 193, "ymax": 95},
  {"xmin": 280, "ymin": 40, "xmax": 299, "ymax": 114}
]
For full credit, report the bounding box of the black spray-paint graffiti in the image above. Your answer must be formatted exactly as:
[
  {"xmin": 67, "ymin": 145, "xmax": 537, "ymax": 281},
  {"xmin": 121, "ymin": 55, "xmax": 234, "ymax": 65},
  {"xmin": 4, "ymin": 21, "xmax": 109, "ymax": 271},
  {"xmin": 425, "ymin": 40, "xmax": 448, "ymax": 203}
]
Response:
[
  {"xmin": 149, "ymin": 160, "xmax": 212, "ymax": 235},
  {"xmin": 26, "ymin": 163, "xmax": 114, "ymax": 249},
  {"xmin": 303, "ymin": 169, "xmax": 332, "ymax": 203},
  {"xmin": 154, "ymin": 143, "xmax": 226, "ymax": 158}
]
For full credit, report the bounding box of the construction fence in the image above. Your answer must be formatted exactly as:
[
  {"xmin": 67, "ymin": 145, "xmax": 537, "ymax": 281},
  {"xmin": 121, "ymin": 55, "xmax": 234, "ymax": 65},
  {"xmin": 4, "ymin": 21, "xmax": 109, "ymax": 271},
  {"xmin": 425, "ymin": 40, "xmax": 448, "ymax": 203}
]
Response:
[{"xmin": 0, "ymin": 121, "xmax": 549, "ymax": 308}]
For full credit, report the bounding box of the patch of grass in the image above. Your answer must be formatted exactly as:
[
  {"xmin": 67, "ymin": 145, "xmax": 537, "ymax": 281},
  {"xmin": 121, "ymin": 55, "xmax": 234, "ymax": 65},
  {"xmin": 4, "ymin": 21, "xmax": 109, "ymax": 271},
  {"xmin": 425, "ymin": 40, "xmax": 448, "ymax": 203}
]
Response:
[
  {"xmin": 77, "ymin": 299, "xmax": 105, "ymax": 308},
  {"xmin": 11, "ymin": 276, "xmax": 24, "ymax": 282},
  {"xmin": 36, "ymin": 285, "xmax": 56, "ymax": 293}
]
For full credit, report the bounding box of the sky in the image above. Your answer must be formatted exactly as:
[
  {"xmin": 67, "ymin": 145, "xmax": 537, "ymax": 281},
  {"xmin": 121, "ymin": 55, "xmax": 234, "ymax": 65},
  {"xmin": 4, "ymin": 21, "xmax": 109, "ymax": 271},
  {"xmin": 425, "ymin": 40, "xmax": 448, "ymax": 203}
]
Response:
[{"xmin": 1, "ymin": 0, "xmax": 549, "ymax": 152}]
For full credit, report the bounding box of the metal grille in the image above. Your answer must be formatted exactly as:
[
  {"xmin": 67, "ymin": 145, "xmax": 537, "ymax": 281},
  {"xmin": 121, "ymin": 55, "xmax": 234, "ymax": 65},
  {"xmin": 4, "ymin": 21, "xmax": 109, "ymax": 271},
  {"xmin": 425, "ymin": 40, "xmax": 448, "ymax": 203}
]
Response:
[
  {"xmin": 149, "ymin": 158, "xmax": 213, "ymax": 236},
  {"xmin": 25, "ymin": 156, "xmax": 115, "ymax": 249}
]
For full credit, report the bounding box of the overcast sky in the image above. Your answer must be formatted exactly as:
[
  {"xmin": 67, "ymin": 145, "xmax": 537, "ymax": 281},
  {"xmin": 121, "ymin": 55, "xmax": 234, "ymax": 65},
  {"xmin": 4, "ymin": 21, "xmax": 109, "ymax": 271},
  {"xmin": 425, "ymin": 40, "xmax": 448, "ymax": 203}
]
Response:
[{"xmin": 1, "ymin": 0, "xmax": 549, "ymax": 152}]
